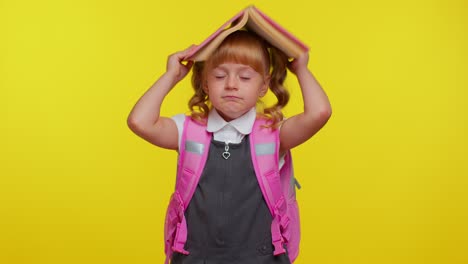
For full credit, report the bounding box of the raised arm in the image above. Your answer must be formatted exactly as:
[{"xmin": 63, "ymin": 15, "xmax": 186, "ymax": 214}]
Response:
[
  {"xmin": 127, "ymin": 47, "xmax": 194, "ymax": 150},
  {"xmin": 279, "ymin": 52, "xmax": 332, "ymax": 152}
]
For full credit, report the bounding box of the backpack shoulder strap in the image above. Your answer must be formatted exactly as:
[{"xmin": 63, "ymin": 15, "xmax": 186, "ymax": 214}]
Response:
[
  {"xmin": 177, "ymin": 116, "xmax": 211, "ymax": 203},
  {"xmin": 249, "ymin": 118, "xmax": 280, "ymax": 212},
  {"xmin": 249, "ymin": 118, "xmax": 289, "ymax": 256},
  {"xmin": 168, "ymin": 116, "xmax": 211, "ymax": 258}
]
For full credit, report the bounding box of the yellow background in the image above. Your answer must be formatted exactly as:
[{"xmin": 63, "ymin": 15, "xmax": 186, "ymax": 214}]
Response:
[{"xmin": 1, "ymin": 0, "xmax": 467, "ymax": 263}]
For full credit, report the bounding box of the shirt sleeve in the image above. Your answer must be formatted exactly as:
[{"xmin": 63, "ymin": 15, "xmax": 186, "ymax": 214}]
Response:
[
  {"xmin": 171, "ymin": 114, "xmax": 186, "ymax": 150},
  {"xmin": 278, "ymin": 117, "xmax": 287, "ymax": 170}
]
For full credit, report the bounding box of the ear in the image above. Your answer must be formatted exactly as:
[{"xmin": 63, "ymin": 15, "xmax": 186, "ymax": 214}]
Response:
[{"xmin": 258, "ymin": 75, "xmax": 270, "ymax": 97}]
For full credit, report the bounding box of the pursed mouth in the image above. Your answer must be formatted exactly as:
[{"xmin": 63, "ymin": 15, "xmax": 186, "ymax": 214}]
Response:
[{"xmin": 222, "ymin": 95, "xmax": 241, "ymax": 100}]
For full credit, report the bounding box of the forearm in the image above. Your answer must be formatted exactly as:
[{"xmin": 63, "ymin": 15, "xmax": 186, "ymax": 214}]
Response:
[{"xmin": 127, "ymin": 72, "xmax": 178, "ymax": 128}]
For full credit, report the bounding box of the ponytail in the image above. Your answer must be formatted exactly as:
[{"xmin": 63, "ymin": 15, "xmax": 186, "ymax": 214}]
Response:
[
  {"xmin": 262, "ymin": 46, "xmax": 290, "ymax": 128},
  {"xmin": 188, "ymin": 61, "xmax": 210, "ymax": 124}
]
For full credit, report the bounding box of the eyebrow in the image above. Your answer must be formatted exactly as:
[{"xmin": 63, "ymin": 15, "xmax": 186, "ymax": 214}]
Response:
[{"xmin": 215, "ymin": 64, "xmax": 254, "ymax": 71}]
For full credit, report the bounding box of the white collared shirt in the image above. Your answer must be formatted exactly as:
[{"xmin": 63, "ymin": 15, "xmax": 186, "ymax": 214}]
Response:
[
  {"xmin": 206, "ymin": 107, "xmax": 257, "ymax": 144},
  {"xmin": 172, "ymin": 107, "xmax": 285, "ymax": 168},
  {"xmin": 172, "ymin": 107, "xmax": 256, "ymax": 147}
]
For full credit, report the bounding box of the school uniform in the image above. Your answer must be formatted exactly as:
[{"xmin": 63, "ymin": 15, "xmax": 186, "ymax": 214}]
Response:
[{"xmin": 171, "ymin": 108, "xmax": 290, "ymax": 264}]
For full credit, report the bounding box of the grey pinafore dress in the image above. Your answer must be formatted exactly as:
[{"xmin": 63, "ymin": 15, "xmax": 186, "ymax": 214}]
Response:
[{"xmin": 171, "ymin": 136, "xmax": 290, "ymax": 264}]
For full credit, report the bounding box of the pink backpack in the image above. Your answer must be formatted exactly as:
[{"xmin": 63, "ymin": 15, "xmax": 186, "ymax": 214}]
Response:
[{"xmin": 164, "ymin": 116, "xmax": 301, "ymax": 263}]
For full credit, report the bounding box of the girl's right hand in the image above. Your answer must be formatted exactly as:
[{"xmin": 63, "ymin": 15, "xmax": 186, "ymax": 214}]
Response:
[{"xmin": 166, "ymin": 46, "xmax": 195, "ymax": 84}]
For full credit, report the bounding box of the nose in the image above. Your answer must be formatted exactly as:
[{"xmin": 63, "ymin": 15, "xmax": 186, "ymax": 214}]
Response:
[{"xmin": 225, "ymin": 75, "xmax": 238, "ymax": 90}]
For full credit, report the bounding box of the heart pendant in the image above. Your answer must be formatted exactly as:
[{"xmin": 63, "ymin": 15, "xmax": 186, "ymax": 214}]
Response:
[{"xmin": 222, "ymin": 151, "xmax": 230, "ymax": 160}]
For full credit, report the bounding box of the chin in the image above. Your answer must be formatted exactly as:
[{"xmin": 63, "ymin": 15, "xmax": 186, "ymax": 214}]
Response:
[{"xmin": 218, "ymin": 110, "xmax": 242, "ymax": 121}]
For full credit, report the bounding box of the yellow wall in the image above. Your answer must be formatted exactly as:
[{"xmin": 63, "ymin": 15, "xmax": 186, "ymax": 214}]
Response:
[{"xmin": 1, "ymin": 0, "xmax": 467, "ymax": 263}]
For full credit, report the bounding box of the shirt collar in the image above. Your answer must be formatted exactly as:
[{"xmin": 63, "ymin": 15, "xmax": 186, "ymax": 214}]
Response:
[{"xmin": 206, "ymin": 108, "xmax": 256, "ymax": 135}]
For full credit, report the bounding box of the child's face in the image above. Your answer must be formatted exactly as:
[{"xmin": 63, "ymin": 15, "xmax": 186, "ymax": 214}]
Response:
[{"xmin": 204, "ymin": 63, "xmax": 269, "ymax": 122}]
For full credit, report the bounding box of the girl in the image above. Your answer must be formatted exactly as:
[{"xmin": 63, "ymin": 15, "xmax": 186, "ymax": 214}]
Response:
[{"xmin": 127, "ymin": 30, "xmax": 331, "ymax": 264}]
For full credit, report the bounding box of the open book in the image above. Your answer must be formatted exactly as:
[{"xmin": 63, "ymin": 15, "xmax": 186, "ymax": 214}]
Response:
[{"xmin": 183, "ymin": 5, "xmax": 309, "ymax": 61}]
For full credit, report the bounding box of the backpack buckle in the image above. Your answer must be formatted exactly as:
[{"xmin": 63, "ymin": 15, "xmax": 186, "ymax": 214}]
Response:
[
  {"xmin": 271, "ymin": 215, "xmax": 286, "ymax": 256},
  {"xmin": 172, "ymin": 222, "xmax": 190, "ymax": 255},
  {"xmin": 272, "ymin": 237, "xmax": 286, "ymax": 255}
]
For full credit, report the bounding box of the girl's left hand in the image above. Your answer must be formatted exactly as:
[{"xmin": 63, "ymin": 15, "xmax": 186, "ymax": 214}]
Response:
[{"xmin": 287, "ymin": 52, "xmax": 309, "ymax": 75}]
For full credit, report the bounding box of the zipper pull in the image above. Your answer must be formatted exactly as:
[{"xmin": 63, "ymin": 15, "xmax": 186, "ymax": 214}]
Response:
[{"xmin": 222, "ymin": 141, "xmax": 231, "ymax": 160}]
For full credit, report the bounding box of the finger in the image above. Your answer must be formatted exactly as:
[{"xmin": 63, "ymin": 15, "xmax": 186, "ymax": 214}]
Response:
[
  {"xmin": 176, "ymin": 46, "xmax": 195, "ymax": 63},
  {"xmin": 179, "ymin": 60, "xmax": 190, "ymax": 67},
  {"xmin": 185, "ymin": 60, "xmax": 194, "ymax": 69}
]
